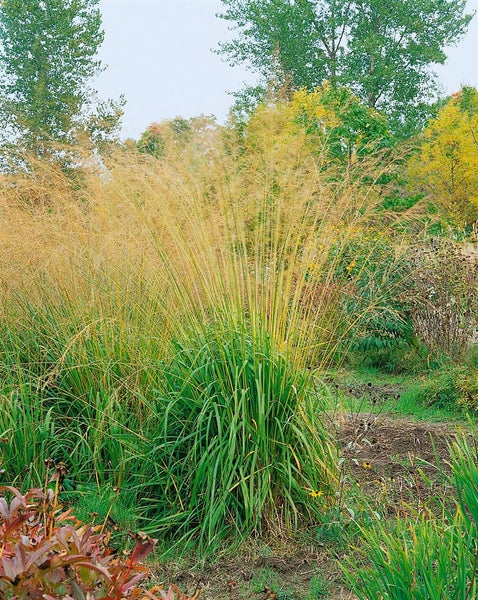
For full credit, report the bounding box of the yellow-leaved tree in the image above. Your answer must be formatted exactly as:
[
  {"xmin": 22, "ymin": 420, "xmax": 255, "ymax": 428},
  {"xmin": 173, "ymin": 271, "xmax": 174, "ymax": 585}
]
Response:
[
  {"xmin": 242, "ymin": 83, "xmax": 389, "ymax": 166},
  {"xmin": 409, "ymin": 86, "xmax": 478, "ymax": 226}
]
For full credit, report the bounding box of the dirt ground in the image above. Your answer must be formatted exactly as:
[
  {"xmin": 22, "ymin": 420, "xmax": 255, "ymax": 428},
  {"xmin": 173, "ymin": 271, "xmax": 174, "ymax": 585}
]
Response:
[
  {"xmin": 149, "ymin": 413, "xmax": 463, "ymax": 600},
  {"xmin": 337, "ymin": 411, "xmax": 463, "ymax": 521}
]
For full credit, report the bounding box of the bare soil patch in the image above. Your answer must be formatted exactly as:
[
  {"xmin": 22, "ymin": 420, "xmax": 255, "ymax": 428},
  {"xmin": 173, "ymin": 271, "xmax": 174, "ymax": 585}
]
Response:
[
  {"xmin": 338, "ymin": 412, "xmax": 457, "ymax": 482},
  {"xmin": 336, "ymin": 411, "xmax": 463, "ymax": 522}
]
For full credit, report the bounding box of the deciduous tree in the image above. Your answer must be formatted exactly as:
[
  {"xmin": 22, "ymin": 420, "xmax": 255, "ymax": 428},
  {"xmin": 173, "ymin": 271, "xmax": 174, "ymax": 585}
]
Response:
[
  {"xmin": 218, "ymin": 0, "xmax": 472, "ymax": 134},
  {"xmin": 138, "ymin": 115, "xmax": 218, "ymax": 159},
  {"xmin": 0, "ymin": 0, "xmax": 122, "ymax": 161},
  {"xmin": 408, "ymin": 87, "xmax": 478, "ymax": 225}
]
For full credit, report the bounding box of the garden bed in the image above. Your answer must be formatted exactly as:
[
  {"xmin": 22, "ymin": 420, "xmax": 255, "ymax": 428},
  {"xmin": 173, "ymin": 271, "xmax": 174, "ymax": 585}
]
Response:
[{"xmin": 149, "ymin": 414, "xmax": 461, "ymax": 600}]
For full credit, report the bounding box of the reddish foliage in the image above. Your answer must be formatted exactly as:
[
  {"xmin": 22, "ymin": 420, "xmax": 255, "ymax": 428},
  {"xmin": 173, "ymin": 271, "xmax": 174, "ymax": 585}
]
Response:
[{"xmin": 0, "ymin": 485, "xmax": 157, "ymax": 599}]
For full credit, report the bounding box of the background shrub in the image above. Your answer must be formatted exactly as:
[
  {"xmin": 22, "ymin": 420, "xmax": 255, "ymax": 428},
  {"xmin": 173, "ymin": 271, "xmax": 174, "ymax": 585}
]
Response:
[
  {"xmin": 403, "ymin": 237, "xmax": 478, "ymax": 361},
  {"xmin": 408, "ymin": 366, "xmax": 478, "ymax": 414},
  {"xmin": 329, "ymin": 230, "xmax": 413, "ymax": 356}
]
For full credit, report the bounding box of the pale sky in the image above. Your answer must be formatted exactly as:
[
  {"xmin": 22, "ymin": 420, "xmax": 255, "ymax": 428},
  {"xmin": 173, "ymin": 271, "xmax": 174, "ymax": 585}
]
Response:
[{"xmin": 96, "ymin": 0, "xmax": 478, "ymax": 140}]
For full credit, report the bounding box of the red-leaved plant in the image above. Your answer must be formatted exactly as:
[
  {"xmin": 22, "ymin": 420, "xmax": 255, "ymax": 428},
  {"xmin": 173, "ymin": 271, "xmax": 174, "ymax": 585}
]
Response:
[{"xmin": 0, "ymin": 484, "xmax": 157, "ymax": 599}]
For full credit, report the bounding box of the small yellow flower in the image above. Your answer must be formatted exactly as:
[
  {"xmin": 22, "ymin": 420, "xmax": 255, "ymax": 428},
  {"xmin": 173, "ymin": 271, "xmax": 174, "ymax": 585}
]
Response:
[
  {"xmin": 362, "ymin": 461, "xmax": 372, "ymax": 469},
  {"xmin": 309, "ymin": 490, "xmax": 324, "ymax": 498}
]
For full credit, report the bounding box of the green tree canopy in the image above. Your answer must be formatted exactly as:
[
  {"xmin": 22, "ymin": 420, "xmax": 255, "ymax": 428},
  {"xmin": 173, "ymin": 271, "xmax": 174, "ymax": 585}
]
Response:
[
  {"xmin": 0, "ymin": 0, "xmax": 122, "ymax": 161},
  {"xmin": 218, "ymin": 0, "xmax": 473, "ymax": 135}
]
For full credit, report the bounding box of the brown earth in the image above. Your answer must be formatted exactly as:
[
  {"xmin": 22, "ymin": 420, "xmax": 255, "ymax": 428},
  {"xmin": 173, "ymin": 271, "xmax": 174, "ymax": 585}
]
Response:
[
  {"xmin": 337, "ymin": 412, "xmax": 460, "ymax": 506},
  {"xmin": 149, "ymin": 414, "xmax": 465, "ymax": 600}
]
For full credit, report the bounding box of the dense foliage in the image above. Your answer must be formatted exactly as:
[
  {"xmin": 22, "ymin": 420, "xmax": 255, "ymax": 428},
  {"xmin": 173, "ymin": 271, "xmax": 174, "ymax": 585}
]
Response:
[
  {"xmin": 218, "ymin": 0, "xmax": 472, "ymax": 133},
  {"xmin": 409, "ymin": 86, "xmax": 478, "ymax": 225},
  {"xmin": 0, "ymin": 1, "xmax": 476, "ymax": 593},
  {"xmin": 0, "ymin": 0, "xmax": 122, "ymax": 161},
  {"xmin": 0, "ymin": 484, "xmax": 156, "ymax": 599}
]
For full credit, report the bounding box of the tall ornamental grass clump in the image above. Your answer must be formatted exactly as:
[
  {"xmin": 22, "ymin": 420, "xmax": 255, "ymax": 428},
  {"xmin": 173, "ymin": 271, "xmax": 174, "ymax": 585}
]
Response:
[
  {"xmin": 0, "ymin": 117, "xmax": 402, "ymax": 549},
  {"xmin": 146, "ymin": 321, "xmax": 336, "ymax": 548},
  {"xmin": 344, "ymin": 434, "xmax": 478, "ymax": 599}
]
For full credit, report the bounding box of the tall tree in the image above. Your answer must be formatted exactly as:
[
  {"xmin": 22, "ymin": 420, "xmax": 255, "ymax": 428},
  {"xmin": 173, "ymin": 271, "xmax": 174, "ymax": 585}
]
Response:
[
  {"xmin": 0, "ymin": 0, "xmax": 122, "ymax": 160},
  {"xmin": 344, "ymin": 0, "xmax": 472, "ymax": 133},
  {"xmin": 219, "ymin": 0, "xmax": 352, "ymax": 91},
  {"xmin": 217, "ymin": 0, "xmax": 473, "ymax": 134}
]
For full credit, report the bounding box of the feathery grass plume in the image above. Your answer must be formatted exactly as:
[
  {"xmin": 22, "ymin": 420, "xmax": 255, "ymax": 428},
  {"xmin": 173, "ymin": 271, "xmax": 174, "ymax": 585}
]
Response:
[{"xmin": 0, "ymin": 119, "xmax": 406, "ymax": 551}]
